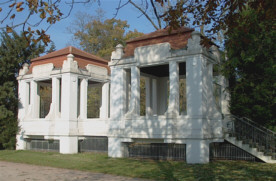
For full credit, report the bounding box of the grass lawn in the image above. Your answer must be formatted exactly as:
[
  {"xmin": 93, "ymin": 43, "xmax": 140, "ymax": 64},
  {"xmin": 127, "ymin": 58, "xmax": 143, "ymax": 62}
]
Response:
[{"xmin": 0, "ymin": 150, "xmax": 275, "ymax": 181}]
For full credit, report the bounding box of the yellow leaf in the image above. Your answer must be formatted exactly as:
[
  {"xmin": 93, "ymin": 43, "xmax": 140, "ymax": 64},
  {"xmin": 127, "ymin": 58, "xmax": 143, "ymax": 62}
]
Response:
[
  {"xmin": 40, "ymin": 11, "xmax": 46, "ymax": 19},
  {"xmin": 6, "ymin": 26, "xmax": 13, "ymax": 33},
  {"xmin": 16, "ymin": 7, "xmax": 24, "ymax": 12},
  {"xmin": 0, "ymin": 7, "xmax": 2, "ymax": 12},
  {"xmin": 9, "ymin": 3, "xmax": 16, "ymax": 8},
  {"xmin": 10, "ymin": 14, "xmax": 15, "ymax": 19},
  {"xmin": 16, "ymin": 2, "xmax": 24, "ymax": 8}
]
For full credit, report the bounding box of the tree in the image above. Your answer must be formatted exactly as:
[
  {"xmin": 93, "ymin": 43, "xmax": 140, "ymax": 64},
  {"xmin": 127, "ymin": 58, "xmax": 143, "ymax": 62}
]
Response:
[
  {"xmin": 46, "ymin": 41, "xmax": 56, "ymax": 54},
  {"xmin": 0, "ymin": 31, "xmax": 45, "ymax": 149},
  {"xmin": 69, "ymin": 12, "xmax": 144, "ymax": 59},
  {"xmin": 223, "ymin": 6, "xmax": 276, "ymax": 129}
]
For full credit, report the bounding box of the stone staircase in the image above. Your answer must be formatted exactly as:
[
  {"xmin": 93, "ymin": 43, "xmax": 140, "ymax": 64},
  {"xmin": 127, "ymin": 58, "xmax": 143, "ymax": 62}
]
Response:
[{"xmin": 223, "ymin": 115, "xmax": 276, "ymax": 163}]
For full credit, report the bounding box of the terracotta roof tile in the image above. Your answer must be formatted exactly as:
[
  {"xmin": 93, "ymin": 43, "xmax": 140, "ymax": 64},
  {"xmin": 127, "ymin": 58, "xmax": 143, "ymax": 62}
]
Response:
[
  {"xmin": 126, "ymin": 26, "xmax": 194, "ymax": 43},
  {"xmin": 28, "ymin": 46, "xmax": 110, "ymax": 74},
  {"xmin": 31, "ymin": 46, "xmax": 108, "ymax": 63},
  {"xmin": 124, "ymin": 27, "xmax": 194, "ymax": 57}
]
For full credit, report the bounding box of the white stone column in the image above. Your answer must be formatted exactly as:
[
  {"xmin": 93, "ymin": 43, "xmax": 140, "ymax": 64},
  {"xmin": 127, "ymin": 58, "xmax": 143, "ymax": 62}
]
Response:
[
  {"xmin": 125, "ymin": 66, "xmax": 140, "ymax": 117},
  {"xmin": 60, "ymin": 73, "xmax": 78, "ymax": 154},
  {"xmin": 100, "ymin": 82, "xmax": 109, "ymax": 119},
  {"xmin": 45, "ymin": 76, "xmax": 60, "ymax": 120},
  {"xmin": 221, "ymin": 76, "xmax": 230, "ymax": 115},
  {"xmin": 186, "ymin": 56, "xmax": 206, "ymax": 116},
  {"xmin": 110, "ymin": 67, "xmax": 125, "ymax": 120},
  {"xmin": 18, "ymin": 80, "xmax": 29, "ymax": 119},
  {"xmin": 17, "ymin": 80, "xmax": 30, "ymax": 150},
  {"xmin": 166, "ymin": 61, "xmax": 179, "ymax": 117},
  {"xmin": 30, "ymin": 80, "xmax": 39, "ymax": 118},
  {"xmin": 145, "ymin": 77, "xmax": 152, "ymax": 116},
  {"xmin": 52, "ymin": 77, "xmax": 60, "ymax": 116},
  {"xmin": 206, "ymin": 62, "xmax": 217, "ymax": 115},
  {"xmin": 79, "ymin": 78, "xmax": 88, "ymax": 119},
  {"xmin": 125, "ymin": 70, "xmax": 131, "ymax": 113},
  {"xmin": 186, "ymin": 140, "xmax": 210, "ymax": 164},
  {"xmin": 151, "ymin": 78, "xmax": 157, "ymax": 115},
  {"xmin": 61, "ymin": 73, "xmax": 78, "ymax": 120}
]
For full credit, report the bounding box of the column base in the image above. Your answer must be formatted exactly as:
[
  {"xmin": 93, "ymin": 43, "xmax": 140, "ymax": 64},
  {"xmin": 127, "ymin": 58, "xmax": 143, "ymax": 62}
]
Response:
[
  {"xmin": 108, "ymin": 137, "xmax": 124, "ymax": 158},
  {"xmin": 16, "ymin": 134, "xmax": 26, "ymax": 150},
  {"xmin": 186, "ymin": 140, "xmax": 210, "ymax": 164},
  {"xmin": 60, "ymin": 136, "xmax": 78, "ymax": 154}
]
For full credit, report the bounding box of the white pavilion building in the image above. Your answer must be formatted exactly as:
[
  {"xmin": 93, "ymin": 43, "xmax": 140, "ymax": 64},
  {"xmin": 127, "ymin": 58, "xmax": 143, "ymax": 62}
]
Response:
[{"xmin": 17, "ymin": 27, "xmax": 274, "ymax": 163}]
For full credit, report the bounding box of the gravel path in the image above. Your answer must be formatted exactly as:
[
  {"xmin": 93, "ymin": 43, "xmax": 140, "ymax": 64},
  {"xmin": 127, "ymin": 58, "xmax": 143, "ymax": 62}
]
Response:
[{"xmin": 0, "ymin": 161, "xmax": 152, "ymax": 181}]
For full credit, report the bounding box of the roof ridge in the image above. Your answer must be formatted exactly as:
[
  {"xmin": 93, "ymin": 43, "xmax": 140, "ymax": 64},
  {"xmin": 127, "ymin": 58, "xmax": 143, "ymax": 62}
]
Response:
[
  {"xmin": 31, "ymin": 46, "xmax": 108, "ymax": 63},
  {"xmin": 126, "ymin": 26, "xmax": 194, "ymax": 43}
]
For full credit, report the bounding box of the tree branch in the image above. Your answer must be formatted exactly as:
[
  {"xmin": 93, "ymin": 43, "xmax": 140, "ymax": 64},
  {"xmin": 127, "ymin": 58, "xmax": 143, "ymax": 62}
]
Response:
[
  {"xmin": 129, "ymin": 0, "xmax": 160, "ymax": 30},
  {"xmin": 150, "ymin": 0, "xmax": 161, "ymax": 29}
]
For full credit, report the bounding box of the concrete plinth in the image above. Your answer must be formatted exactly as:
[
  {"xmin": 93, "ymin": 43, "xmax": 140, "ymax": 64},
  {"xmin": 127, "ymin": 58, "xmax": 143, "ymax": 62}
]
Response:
[
  {"xmin": 60, "ymin": 136, "xmax": 78, "ymax": 154},
  {"xmin": 16, "ymin": 134, "xmax": 26, "ymax": 150},
  {"xmin": 108, "ymin": 137, "xmax": 123, "ymax": 158},
  {"xmin": 186, "ymin": 140, "xmax": 210, "ymax": 164}
]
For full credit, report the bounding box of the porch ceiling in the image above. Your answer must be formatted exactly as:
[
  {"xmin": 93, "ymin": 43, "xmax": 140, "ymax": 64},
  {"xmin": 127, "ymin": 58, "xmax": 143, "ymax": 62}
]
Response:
[{"xmin": 140, "ymin": 62, "xmax": 186, "ymax": 77}]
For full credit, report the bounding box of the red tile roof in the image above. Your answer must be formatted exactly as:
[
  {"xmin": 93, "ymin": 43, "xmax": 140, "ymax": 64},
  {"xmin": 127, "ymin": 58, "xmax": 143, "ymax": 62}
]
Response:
[
  {"xmin": 124, "ymin": 27, "xmax": 194, "ymax": 57},
  {"xmin": 29, "ymin": 46, "xmax": 109, "ymax": 73},
  {"xmin": 31, "ymin": 46, "xmax": 108, "ymax": 63},
  {"xmin": 127, "ymin": 26, "xmax": 194, "ymax": 43}
]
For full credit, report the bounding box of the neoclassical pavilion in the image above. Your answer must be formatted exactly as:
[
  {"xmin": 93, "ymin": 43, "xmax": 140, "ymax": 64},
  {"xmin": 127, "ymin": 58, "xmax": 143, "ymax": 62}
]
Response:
[
  {"xmin": 108, "ymin": 28, "xmax": 227, "ymax": 163},
  {"xmin": 17, "ymin": 28, "xmax": 230, "ymax": 163},
  {"xmin": 17, "ymin": 47, "xmax": 110, "ymax": 154}
]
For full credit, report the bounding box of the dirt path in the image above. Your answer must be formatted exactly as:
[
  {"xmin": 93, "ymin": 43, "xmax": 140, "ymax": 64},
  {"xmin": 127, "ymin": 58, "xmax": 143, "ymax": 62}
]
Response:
[{"xmin": 0, "ymin": 161, "xmax": 152, "ymax": 181}]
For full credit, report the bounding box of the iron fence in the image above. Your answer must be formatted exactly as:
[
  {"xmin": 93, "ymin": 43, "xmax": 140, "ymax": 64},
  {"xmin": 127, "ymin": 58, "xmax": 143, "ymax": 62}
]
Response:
[
  {"xmin": 27, "ymin": 139, "xmax": 59, "ymax": 152},
  {"xmin": 126, "ymin": 143, "xmax": 186, "ymax": 161},
  {"xmin": 79, "ymin": 136, "xmax": 108, "ymax": 153},
  {"xmin": 225, "ymin": 115, "xmax": 276, "ymax": 160},
  {"xmin": 210, "ymin": 141, "xmax": 256, "ymax": 161}
]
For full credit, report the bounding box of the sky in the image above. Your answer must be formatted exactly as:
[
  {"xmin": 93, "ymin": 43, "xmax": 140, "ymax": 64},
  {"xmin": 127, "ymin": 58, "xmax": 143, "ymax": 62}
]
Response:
[
  {"xmin": 1, "ymin": 0, "xmax": 159, "ymax": 50},
  {"xmin": 42, "ymin": 1, "xmax": 157, "ymax": 50}
]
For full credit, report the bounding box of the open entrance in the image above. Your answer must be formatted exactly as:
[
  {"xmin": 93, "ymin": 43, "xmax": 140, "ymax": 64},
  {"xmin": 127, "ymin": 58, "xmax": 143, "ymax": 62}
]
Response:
[
  {"xmin": 140, "ymin": 64, "xmax": 169, "ymax": 116},
  {"xmin": 87, "ymin": 80, "xmax": 102, "ymax": 118},
  {"xmin": 39, "ymin": 80, "xmax": 52, "ymax": 118}
]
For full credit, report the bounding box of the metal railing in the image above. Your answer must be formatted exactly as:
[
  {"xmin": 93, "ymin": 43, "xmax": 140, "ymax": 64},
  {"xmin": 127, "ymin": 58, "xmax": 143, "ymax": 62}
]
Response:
[
  {"xmin": 126, "ymin": 143, "xmax": 186, "ymax": 161},
  {"xmin": 210, "ymin": 141, "xmax": 256, "ymax": 161},
  {"xmin": 224, "ymin": 114, "xmax": 276, "ymax": 160},
  {"xmin": 79, "ymin": 136, "xmax": 108, "ymax": 153},
  {"xmin": 27, "ymin": 139, "xmax": 59, "ymax": 152}
]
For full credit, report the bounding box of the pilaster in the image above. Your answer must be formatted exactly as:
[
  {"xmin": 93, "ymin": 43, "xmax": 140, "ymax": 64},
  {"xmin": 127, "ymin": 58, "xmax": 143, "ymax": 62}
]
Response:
[
  {"xmin": 151, "ymin": 78, "xmax": 157, "ymax": 115},
  {"xmin": 125, "ymin": 66, "xmax": 140, "ymax": 117},
  {"xmin": 145, "ymin": 77, "xmax": 152, "ymax": 116},
  {"xmin": 166, "ymin": 61, "xmax": 179, "ymax": 117},
  {"xmin": 186, "ymin": 56, "xmax": 206, "ymax": 117},
  {"xmin": 61, "ymin": 73, "xmax": 78, "ymax": 121},
  {"xmin": 100, "ymin": 82, "xmax": 109, "ymax": 119},
  {"xmin": 30, "ymin": 80, "xmax": 39, "ymax": 118},
  {"xmin": 45, "ymin": 76, "xmax": 60, "ymax": 120},
  {"xmin": 110, "ymin": 67, "xmax": 125, "ymax": 120},
  {"xmin": 79, "ymin": 78, "xmax": 88, "ymax": 119},
  {"xmin": 18, "ymin": 80, "xmax": 29, "ymax": 120}
]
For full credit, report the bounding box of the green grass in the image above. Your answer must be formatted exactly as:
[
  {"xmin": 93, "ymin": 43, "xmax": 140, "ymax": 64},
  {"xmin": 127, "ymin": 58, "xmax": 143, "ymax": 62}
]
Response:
[{"xmin": 0, "ymin": 150, "xmax": 275, "ymax": 181}]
